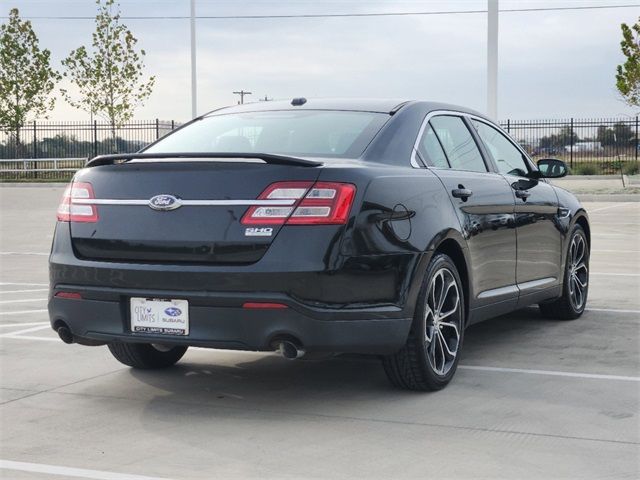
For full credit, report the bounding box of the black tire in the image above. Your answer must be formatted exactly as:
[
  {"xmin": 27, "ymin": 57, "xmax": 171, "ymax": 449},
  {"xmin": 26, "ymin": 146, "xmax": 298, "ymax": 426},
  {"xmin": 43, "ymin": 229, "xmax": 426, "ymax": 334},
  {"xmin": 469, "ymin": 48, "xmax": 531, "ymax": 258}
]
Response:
[
  {"xmin": 383, "ymin": 253, "xmax": 465, "ymax": 391},
  {"xmin": 107, "ymin": 342, "xmax": 188, "ymax": 369},
  {"xmin": 539, "ymin": 224, "xmax": 589, "ymax": 320}
]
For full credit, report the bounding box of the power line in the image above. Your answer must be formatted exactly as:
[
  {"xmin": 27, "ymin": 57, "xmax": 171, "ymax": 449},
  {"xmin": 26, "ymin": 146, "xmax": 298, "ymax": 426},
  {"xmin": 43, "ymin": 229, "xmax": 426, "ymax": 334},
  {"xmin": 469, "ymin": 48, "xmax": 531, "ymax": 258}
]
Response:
[{"xmin": 5, "ymin": 4, "xmax": 640, "ymax": 20}]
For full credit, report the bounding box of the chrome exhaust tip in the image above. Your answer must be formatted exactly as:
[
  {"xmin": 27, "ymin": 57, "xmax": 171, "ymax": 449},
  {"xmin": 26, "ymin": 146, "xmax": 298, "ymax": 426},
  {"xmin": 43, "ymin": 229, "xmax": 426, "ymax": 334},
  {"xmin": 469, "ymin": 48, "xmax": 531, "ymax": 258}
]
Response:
[{"xmin": 276, "ymin": 340, "xmax": 305, "ymax": 360}]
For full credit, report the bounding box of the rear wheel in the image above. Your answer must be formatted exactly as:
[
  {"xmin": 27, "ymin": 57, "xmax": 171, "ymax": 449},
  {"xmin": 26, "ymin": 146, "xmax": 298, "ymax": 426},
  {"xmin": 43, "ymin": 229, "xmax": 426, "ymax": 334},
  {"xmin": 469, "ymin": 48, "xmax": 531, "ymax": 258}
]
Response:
[
  {"xmin": 539, "ymin": 224, "xmax": 589, "ymax": 320},
  {"xmin": 107, "ymin": 342, "xmax": 188, "ymax": 369},
  {"xmin": 383, "ymin": 253, "xmax": 465, "ymax": 391}
]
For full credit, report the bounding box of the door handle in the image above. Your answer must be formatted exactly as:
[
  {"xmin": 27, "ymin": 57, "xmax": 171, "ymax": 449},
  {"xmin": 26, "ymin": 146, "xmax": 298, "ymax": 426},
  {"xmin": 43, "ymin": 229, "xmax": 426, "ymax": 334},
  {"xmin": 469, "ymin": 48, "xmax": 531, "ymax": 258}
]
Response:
[
  {"xmin": 452, "ymin": 188, "xmax": 473, "ymax": 200},
  {"xmin": 515, "ymin": 189, "xmax": 531, "ymax": 200}
]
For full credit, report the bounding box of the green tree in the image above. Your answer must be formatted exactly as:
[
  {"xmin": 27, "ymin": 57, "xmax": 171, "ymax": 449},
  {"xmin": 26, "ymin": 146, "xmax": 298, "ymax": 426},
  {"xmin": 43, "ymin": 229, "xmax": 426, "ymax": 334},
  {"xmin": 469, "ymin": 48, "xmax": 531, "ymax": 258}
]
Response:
[
  {"xmin": 0, "ymin": 8, "xmax": 59, "ymax": 156},
  {"xmin": 616, "ymin": 16, "xmax": 640, "ymax": 107},
  {"xmin": 61, "ymin": 0, "xmax": 155, "ymax": 149}
]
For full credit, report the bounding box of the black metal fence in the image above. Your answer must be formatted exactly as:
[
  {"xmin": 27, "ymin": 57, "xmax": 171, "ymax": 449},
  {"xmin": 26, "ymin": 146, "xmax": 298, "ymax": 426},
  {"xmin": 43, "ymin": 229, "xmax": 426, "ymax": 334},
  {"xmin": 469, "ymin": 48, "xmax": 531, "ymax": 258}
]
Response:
[
  {"xmin": 500, "ymin": 117, "xmax": 639, "ymax": 175},
  {"xmin": 0, "ymin": 117, "xmax": 638, "ymax": 180},
  {"xmin": 0, "ymin": 119, "xmax": 178, "ymax": 159}
]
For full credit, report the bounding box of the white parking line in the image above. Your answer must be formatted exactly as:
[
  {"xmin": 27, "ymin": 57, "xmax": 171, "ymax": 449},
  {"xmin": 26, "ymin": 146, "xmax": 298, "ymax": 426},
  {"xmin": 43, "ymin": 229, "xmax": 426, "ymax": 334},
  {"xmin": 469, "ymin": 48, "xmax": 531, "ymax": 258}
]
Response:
[
  {"xmin": 0, "ymin": 298, "xmax": 47, "ymax": 305},
  {"xmin": 592, "ymin": 233, "xmax": 636, "ymax": 237},
  {"xmin": 0, "ymin": 282, "xmax": 48, "ymax": 286},
  {"xmin": 0, "ymin": 309, "xmax": 47, "ymax": 315},
  {"xmin": 590, "ymin": 272, "xmax": 640, "ymax": 277},
  {"xmin": 459, "ymin": 365, "xmax": 640, "ymax": 382},
  {"xmin": 1, "ymin": 335, "xmax": 58, "ymax": 342},
  {"xmin": 587, "ymin": 307, "xmax": 640, "ymax": 314},
  {"xmin": 592, "ymin": 249, "xmax": 640, "ymax": 253},
  {"xmin": 589, "ymin": 203, "xmax": 634, "ymax": 213},
  {"xmin": 0, "ymin": 325, "xmax": 51, "ymax": 336},
  {"xmin": 0, "ymin": 288, "xmax": 48, "ymax": 294},
  {"xmin": 0, "ymin": 322, "xmax": 48, "ymax": 328},
  {"xmin": 0, "ymin": 459, "xmax": 172, "ymax": 480},
  {"xmin": 0, "ymin": 251, "xmax": 48, "ymax": 256}
]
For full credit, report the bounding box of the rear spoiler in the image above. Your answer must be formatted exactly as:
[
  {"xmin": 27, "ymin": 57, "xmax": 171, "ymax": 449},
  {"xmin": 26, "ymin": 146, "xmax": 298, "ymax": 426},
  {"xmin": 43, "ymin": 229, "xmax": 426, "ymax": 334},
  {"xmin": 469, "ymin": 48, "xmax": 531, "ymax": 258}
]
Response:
[{"xmin": 86, "ymin": 152, "xmax": 323, "ymax": 168}]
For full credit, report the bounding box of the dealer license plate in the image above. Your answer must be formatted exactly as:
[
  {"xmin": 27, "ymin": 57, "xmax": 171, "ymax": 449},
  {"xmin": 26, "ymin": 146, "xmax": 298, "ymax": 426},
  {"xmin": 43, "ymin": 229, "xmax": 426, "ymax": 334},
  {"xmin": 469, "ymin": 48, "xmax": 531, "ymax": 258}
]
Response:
[{"xmin": 130, "ymin": 297, "xmax": 189, "ymax": 336}]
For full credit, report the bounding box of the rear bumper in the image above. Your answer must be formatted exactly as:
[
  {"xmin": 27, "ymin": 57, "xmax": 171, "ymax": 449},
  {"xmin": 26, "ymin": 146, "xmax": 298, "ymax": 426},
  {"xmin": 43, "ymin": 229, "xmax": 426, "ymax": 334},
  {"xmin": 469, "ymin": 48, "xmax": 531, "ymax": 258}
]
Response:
[
  {"xmin": 48, "ymin": 291, "xmax": 411, "ymax": 354},
  {"xmin": 48, "ymin": 224, "xmax": 416, "ymax": 354}
]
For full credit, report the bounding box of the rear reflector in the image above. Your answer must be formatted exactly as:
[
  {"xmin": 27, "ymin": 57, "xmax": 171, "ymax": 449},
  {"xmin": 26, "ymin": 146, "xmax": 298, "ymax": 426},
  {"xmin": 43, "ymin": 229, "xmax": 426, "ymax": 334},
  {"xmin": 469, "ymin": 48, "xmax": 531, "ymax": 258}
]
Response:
[
  {"xmin": 242, "ymin": 302, "xmax": 288, "ymax": 309},
  {"xmin": 57, "ymin": 182, "xmax": 98, "ymax": 223},
  {"xmin": 55, "ymin": 292, "xmax": 83, "ymax": 299},
  {"xmin": 241, "ymin": 181, "xmax": 356, "ymax": 225}
]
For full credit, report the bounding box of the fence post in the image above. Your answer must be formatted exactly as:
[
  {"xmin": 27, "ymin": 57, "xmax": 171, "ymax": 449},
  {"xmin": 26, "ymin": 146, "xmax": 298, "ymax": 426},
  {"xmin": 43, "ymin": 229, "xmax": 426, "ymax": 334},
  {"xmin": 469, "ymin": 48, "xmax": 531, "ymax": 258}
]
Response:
[
  {"xmin": 636, "ymin": 115, "xmax": 640, "ymax": 163},
  {"xmin": 570, "ymin": 118, "xmax": 574, "ymax": 168},
  {"xmin": 33, "ymin": 121, "xmax": 37, "ymax": 179},
  {"xmin": 93, "ymin": 120, "xmax": 98, "ymax": 158},
  {"xmin": 171, "ymin": 120, "xmax": 175, "ymax": 130},
  {"xmin": 33, "ymin": 121, "xmax": 37, "ymax": 158},
  {"xmin": 506, "ymin": 119, "xmax": 510, "ymax": 133},
  {"xmin": 155, "ymin": 118, "xmax": 160, "ymax": 139}
]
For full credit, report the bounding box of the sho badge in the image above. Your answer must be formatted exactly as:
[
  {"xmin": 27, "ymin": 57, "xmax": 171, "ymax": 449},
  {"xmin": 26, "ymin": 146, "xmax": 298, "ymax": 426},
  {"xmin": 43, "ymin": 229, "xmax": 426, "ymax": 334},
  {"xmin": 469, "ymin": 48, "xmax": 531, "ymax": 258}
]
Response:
[{"xmin": 245, "ymin": 227, "xmax": 273, "ymax": 237}]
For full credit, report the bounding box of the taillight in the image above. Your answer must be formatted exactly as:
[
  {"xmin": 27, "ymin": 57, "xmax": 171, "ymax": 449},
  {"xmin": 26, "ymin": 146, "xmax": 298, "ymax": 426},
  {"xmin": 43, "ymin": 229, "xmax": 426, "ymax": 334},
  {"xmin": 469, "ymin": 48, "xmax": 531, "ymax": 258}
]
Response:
[
  {"xmin": 241, "ymin": 181, "xmax": 356, "ymax": 225},
  {"xmin": 56, "ymin": 182, "xmax": 98, "ymax": 223}
]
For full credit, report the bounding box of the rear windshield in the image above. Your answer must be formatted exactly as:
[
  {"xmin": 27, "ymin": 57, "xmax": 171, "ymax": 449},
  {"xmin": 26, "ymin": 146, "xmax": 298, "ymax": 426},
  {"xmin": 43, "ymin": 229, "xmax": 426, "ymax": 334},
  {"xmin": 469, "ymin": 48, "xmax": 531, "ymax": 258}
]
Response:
[{"xmin": 145, "ymin": 110, "xmax": 389, "ymax": 159}]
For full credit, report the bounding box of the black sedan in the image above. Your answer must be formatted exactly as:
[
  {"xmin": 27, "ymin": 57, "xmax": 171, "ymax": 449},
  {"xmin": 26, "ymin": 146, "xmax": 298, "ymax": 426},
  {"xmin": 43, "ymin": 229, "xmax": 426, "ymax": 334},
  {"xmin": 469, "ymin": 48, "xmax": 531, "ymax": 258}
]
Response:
[{"xmin": 49, "ymin": 98, "xmax": 590, "ymax": 391}]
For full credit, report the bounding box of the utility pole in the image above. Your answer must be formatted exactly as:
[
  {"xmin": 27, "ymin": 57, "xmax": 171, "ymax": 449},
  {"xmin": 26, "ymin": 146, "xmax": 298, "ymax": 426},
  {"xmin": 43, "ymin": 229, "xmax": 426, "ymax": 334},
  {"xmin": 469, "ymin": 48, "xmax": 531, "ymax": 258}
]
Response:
[
  {"xmin": 233, "ymin": 90, "xmax": 252, "ymax": 104},
  {"xmin": 190, "ymin": 0, "xmax": 197, "ymax": 118},
  {"xmin": 487, "ymin": 0, "xmax": 499, "ymax": 119}
]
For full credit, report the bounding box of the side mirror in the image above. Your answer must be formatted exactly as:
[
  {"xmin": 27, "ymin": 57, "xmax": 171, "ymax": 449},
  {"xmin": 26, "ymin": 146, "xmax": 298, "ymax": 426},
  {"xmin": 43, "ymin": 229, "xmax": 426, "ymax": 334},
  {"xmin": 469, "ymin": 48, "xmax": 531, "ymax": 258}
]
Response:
[{"xmin": 536, "ymin": 158, "xmax": 567, "ymax": 178}]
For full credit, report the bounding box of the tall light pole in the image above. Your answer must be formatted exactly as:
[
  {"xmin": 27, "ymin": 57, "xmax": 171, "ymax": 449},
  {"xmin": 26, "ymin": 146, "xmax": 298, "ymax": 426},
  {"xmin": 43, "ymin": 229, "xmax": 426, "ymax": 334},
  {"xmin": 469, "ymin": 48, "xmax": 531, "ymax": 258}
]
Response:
[
  {"xmin": 190, "ymin": 0, "xmax": 197, "ymax": 118},
  {"xmin": 487, "ymin": 0, "xmax": 499, "ymax": 119}
]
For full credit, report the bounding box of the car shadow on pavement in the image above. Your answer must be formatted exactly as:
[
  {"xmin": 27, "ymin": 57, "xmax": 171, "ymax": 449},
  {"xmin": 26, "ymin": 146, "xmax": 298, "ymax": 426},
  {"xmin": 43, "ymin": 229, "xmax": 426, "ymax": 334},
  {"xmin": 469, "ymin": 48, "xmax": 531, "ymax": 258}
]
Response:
[{"xmin": 125, "ymin": 306, "xmax": 555, "ymax": 406}]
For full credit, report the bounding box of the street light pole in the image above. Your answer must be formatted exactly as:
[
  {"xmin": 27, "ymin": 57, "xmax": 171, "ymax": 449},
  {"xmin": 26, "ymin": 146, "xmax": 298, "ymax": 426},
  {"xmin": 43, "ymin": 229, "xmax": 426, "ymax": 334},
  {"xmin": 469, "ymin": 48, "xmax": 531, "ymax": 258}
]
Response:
[
  {"xmin": 487, "ymin": 0, "xmax": 499, "ymax": 119},
  {"xmin": 190, "ymin": 0, "xmax": 197, "ymax": 118}
]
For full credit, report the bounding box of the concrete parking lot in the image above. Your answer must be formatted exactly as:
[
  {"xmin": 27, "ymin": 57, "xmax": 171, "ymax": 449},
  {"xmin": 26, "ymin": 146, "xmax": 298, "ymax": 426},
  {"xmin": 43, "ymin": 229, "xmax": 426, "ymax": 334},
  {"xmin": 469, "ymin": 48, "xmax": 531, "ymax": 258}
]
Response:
[{"xmin": 0, "ymin": 186, "xmax": 638, "ymax": 480}]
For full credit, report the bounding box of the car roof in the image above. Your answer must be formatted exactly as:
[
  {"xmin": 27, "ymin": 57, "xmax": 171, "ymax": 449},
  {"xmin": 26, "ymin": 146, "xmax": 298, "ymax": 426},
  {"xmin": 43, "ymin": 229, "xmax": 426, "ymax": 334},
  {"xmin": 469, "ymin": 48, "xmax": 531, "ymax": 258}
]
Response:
[
  {"xmin": 206, "ymin": 98, "xmax": 409, "ymax": 115},
  {"xmin": 205, "ymin": 98, "xmax": 488, "ymax": 118}
]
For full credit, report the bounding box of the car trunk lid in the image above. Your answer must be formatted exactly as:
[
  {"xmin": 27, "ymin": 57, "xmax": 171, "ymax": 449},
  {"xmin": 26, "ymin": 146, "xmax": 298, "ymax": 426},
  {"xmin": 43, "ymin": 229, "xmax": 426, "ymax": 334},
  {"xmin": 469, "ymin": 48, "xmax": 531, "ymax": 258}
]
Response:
[{"xmin": 68, "ymin": 159, "xmax": 323, "ymax": 264}]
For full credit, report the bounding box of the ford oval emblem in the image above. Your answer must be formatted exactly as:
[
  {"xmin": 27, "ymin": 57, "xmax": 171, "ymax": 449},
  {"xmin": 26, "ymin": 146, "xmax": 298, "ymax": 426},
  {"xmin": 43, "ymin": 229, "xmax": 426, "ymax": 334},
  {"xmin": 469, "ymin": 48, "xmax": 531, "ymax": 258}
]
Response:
[
  {"xmin": 164, "ymin": 307, "xmax": 182, "ymax": 317},
  {"xmin": 149, "ymin": 194, "xmax": 181, "ymax": 211}
]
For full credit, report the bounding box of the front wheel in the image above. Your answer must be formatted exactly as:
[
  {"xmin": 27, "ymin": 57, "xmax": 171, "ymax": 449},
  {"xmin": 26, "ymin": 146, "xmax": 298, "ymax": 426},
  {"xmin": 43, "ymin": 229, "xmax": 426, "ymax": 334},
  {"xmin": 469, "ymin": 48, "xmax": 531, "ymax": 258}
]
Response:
[
  {"xmin": 108, "ymin": 342, "xmax": 188, "ymax": 369},
  {"xmin": 539, "ymin": 224, "xmax": 589, "ymax": 320},
  {"xmin": 383, "ymin": 253, "xmax": 465, "ymax": 391}
]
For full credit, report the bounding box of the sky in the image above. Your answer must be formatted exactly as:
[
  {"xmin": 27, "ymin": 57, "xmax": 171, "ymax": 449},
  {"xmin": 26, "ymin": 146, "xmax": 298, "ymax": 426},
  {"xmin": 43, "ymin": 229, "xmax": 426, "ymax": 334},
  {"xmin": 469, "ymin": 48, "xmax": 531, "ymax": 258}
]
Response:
[{"xmin": 3, "ymin": 0, "xmax": 640, "ymax": 122}]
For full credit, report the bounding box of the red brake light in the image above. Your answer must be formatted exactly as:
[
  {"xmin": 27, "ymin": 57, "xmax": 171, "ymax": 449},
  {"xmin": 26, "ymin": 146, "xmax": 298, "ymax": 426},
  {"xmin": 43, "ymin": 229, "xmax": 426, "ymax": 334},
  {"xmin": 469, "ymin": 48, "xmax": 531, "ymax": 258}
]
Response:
[
  {"xmin": 241, "ymin": 181, "xmax": 356, "ymax": 226},
  {"xmin": 57, "ymin": 182, "xmax": 98, "ymax": 223}
]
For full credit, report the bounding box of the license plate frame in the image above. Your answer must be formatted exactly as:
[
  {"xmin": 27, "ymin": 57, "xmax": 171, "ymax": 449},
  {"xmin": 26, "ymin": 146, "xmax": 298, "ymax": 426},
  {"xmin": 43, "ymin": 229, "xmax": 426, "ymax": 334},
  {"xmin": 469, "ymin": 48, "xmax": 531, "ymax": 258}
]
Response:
[{"xmin": 130, "ymin": 297, "xmax": 189, "ymax": 336}]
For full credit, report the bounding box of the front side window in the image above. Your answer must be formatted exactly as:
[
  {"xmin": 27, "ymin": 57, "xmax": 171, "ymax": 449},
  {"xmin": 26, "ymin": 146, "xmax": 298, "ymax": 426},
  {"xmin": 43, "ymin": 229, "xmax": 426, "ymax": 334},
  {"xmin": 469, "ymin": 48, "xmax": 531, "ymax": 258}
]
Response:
[
  {"xmin": 471, "ymin": 119, "xmax": 530, "ymax": 177},
  {"xmin": 145, "ymin": 110, "xmax": 389, "ymax": 159},
  {"xmin": 429, "ymin": 116, "xmax": 487, "ymax": 173}
]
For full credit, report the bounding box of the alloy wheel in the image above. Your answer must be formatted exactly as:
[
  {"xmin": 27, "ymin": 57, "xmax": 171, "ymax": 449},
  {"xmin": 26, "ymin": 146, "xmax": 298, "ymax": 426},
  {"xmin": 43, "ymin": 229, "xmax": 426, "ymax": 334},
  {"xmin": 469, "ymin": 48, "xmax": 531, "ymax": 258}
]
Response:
[
  {"xmin": 424, "ymin": 268, "xmax": 462, "ymax": 376},
  {"xmin": 568, "ymin": 233, "xmax": 588, "ymax": 310}
]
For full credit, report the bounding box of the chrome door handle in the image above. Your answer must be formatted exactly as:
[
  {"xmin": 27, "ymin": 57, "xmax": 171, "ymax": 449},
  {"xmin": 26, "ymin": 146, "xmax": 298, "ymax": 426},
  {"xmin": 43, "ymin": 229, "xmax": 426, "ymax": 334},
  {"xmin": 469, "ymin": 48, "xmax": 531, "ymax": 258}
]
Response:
[{"xmin": 452, "ymin": 188, "xmax": 473, "ymax": 200}]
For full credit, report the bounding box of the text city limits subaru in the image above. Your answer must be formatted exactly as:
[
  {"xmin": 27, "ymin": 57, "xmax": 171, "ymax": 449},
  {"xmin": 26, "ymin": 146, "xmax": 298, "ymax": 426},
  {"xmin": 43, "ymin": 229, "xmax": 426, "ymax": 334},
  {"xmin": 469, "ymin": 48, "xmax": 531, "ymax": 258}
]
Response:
[{"xmin": 49, "ymin": 99, "xmax": 590, "ymax": 390}]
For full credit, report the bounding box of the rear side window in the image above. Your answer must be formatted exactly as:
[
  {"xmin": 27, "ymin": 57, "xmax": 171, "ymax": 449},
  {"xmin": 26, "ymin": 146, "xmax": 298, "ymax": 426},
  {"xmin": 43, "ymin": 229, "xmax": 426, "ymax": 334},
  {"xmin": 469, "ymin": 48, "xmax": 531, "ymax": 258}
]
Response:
[
  {"xmin": 417, "ymin": 124, "xmax": 449, "ymax": 168},
  {"xmin": 145, "ymin": 111, "xmax": 389, "ymax": 159},
  {"xmin": 430, "ymin": 116, "xmax": 487, "ymax": 173}
]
